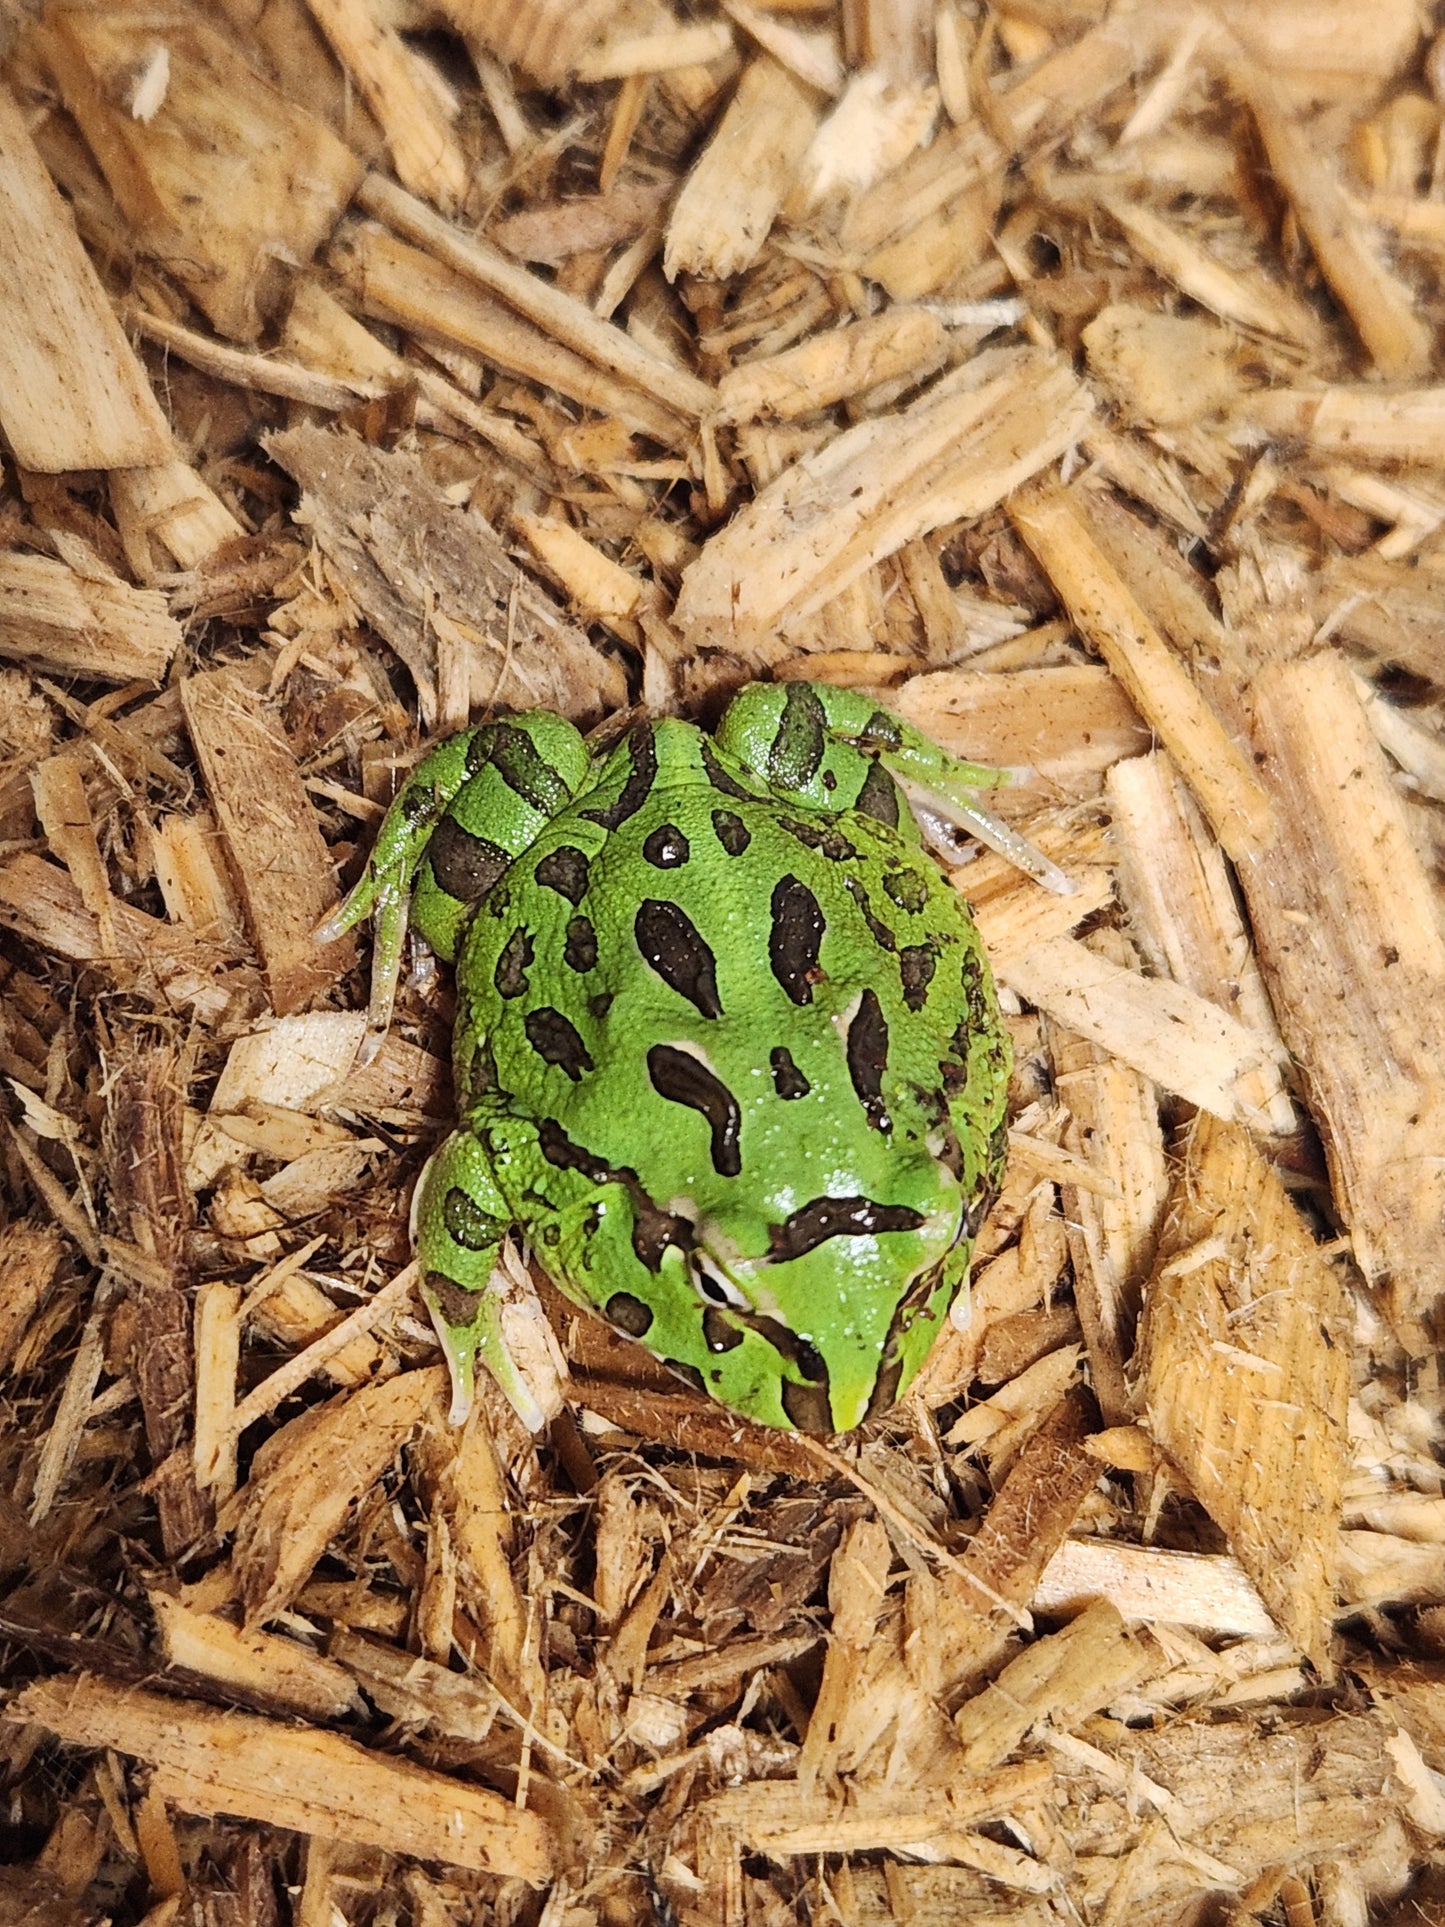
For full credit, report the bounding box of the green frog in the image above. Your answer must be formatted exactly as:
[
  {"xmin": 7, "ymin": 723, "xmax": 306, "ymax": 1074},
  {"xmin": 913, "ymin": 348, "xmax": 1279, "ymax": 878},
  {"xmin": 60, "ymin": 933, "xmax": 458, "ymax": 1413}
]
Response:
[{"xmin": 320, "ymin": 681, "xmax": 1053, "ymax": 1434}]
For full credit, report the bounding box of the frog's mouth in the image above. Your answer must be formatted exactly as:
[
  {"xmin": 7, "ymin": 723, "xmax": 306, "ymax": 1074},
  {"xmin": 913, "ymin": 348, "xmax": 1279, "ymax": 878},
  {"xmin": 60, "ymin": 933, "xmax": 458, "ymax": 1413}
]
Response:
[{"xmin": 683, "ymin": 1193, "xmax": 960, "ymax": 1432}]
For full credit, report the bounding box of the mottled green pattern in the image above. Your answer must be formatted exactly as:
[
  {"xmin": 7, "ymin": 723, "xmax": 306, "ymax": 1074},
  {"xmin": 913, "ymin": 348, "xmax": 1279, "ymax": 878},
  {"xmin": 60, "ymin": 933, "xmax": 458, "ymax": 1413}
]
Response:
[{"xmin": 327, "ymin": 684, "xmax": 1012, "ymax": 1434}]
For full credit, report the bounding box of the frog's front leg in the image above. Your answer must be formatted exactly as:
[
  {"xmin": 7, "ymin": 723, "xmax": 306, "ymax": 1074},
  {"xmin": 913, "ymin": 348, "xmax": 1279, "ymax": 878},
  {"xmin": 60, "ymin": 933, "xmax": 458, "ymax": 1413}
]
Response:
[
  {"xmin": 412, "ymin": 1122, "xmax": 545, "ymax": 1429},
  {"xmin": 716, "ymin": 680, "xmax": 1072, "ymax": 892},
  {"xmin": 316, "ymin": 713, "xmax": 591, "ymax": 1046}
]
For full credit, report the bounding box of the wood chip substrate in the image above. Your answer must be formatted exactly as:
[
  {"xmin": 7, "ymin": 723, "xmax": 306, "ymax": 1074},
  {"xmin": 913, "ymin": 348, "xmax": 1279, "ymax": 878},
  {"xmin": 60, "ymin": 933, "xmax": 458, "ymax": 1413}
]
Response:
[{"xmin": 3, "ymin": 1, "xmax": 1445, "ymax": 1922}]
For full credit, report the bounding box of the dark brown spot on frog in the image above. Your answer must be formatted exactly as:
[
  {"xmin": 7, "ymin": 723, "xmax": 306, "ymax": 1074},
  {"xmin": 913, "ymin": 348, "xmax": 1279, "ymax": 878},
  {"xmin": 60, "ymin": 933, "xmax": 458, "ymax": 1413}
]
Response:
[
  {"xmin": 635, "ymin": 899, "xmax": 723, "ymax": 1019},
  {"xmin": 536, "ymin": 1120, "xmax": 691, "ymax": 1274},
  {"xmin": 854, "ymin": 759, "xmax": 900, "ymax": 828},
  {"xmin": 769, "ymin": 682, "xmax": 827, "ymax": 790},
  {"xmin": 882, "ymin": 865, "xmax": 928, "ymax": 915},
  {"xmin": 648, "ymin": 1044, "xmax": 743, "ymax": 1178},
  {"xmin": 899, "ymin": 942, "xmax": 937, "ymax": 1012},
  {"xmin": 846, "ymin": 989, "xmax": 890, "ymax": 1133},
  {"xmin": 781, "ymin": 1377, "xmax": 834, "ymax": 1433},
  {"xmin": 606, "ymin": 1291, "xmax": 654, "ymax": 1338},
  {"xmin": 643, "ymin": 822, "xmax": 689, "ymax": 868},
  {"xmin": 564, "ymin": 914, "xmax": 598, "ymax": 972},
  {"xmin": 843, "ymin": 874, "xmax": 895, "ymax": 952},
  {"xmin": 701, "ymin": 740, "xmax": 757, "ymax": 801},
  {"xmin": 428, "ymin": 817, "xmax": 511, "ymax": 902},
  {"xmin": 442, "ymin": 1186, "xmax": 506, "ymax": 1252},
  {"xmin": 778, "ymin": 816, "xmax": 857, "ymax": 862},
  {"xmin": 702, "ymin": 1306, "xmax": 744, "ymax": 1353},
  {"xmin": 534, "ymin": 844, "xmax": 590, "ymax": 904},
  {"xmin": 583, "ymin": 723, "xmax": 657, "ymax": 830},
  {"xmin": 770, "ymin": 1046, "xmax": 810, "ymax": 1099},
  {"xmin": 523, "ymin": 1007, "xmax": 594, "ymax": 1080},
  {"xmin": 494, "ymin": 927, "xmax": 534, "ymax": 999},
  {"xmin": 711, "ymin": 808, "xmax": 750, "ymax": 856},
  {"xmin": 769, "ymin": 874, "xmax": 825, "ymax": 1005},
  {"xmin": 768, "ymin": 1194, "xmax": 924, "ymax": 1261}
]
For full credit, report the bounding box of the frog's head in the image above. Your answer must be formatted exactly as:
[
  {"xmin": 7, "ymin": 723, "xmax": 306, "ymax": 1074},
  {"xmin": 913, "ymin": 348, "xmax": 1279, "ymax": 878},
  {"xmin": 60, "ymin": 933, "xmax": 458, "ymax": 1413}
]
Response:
[{"xmin": 687, "ymin": 1163, "xmax": 967, "ymax": 1433}]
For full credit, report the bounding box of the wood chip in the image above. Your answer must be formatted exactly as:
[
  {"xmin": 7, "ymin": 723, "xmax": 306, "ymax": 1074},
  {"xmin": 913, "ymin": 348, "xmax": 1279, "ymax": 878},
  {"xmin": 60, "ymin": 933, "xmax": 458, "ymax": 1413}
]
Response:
[
  {"xmin": 37, "ymin": 11, "xmax": 363, "ymax": 341},
  {"xmin": 180, "ymin": 668, "xmax": 354, "ymax": 1016},
  {"xmin": 0, "ymin": 552, "xmax": 181, "ymax": 685},
  {"xmin": 664, "ymin": 57, "xmax": 821, "ymax": 282},
  {"xmin": 1137, "ymin": 1113, "xmax": 1351, "ymax": 1671},
  {"xmin": 1238, "ymin": 652, "xmax": 1445, "ymax": 1345},
  {"xmin": 677, "ymin": 348, "xmax": 1092, "ymax": 646},
  {"xmin": 0, "ymin": 80, "xmax": 171, "ymax": 470},
  {"xmin": 1009, "ymin": 480, "xmax": 1274, "ymax": 861},
  {"xmin": 7, "ymin": 1673, "xmax": 556, "ymax": 1879},
  {"xmin": 267, "ymin": 423, "xmax": 626, "ymax": 727}
]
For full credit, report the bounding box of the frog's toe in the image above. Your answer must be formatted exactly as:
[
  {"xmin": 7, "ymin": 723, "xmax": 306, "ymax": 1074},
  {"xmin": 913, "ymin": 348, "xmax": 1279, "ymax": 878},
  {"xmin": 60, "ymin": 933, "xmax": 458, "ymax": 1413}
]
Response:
[{"xmin": 421, "ymin": 1266, "xmax": 548, "ymax": 1433}]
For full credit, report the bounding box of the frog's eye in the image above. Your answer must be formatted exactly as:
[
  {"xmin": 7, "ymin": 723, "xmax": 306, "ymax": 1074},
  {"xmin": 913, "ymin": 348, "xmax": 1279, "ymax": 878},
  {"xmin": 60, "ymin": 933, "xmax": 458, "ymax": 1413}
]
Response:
[{"xmin": 692, "ymin": 1253, "xmax": 747, "ymax": 1310}]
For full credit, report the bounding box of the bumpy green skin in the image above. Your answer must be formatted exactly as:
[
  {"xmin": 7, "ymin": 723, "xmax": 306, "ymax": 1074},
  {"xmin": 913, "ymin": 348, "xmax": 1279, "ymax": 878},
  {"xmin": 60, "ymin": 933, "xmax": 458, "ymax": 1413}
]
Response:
[{"xmin": 328, "ymin": 682, "xmax": 1012, "ymax": 1434}]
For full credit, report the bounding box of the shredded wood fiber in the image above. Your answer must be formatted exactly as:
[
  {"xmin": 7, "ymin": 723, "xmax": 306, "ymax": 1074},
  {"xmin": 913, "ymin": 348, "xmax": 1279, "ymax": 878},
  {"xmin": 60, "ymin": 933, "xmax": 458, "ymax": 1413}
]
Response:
[{"xmin": 0, "ymin": 2, "xmax": 1443, "ymax": 1923}]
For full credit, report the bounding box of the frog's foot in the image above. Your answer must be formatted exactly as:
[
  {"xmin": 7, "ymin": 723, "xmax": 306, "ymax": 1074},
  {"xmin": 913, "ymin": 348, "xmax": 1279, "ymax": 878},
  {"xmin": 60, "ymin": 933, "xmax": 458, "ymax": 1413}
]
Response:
[
  {"xmin": 716, "ymin": 679, "xmax": 1074, "ymax": 895},
  {"xmin": 315, "ymin": 713, "xmax": 592, "ymax": 1054},
  {"xmin": 413, "ymin": 1127, "xmax": 544, "ymax": 1431}
]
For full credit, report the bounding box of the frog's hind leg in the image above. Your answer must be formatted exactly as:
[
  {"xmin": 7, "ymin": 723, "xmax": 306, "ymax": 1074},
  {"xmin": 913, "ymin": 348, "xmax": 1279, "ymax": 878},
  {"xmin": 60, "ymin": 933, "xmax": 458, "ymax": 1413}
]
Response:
[
  {"xmin": 316, "ymin": 713, "xmax": 590, "ymax": 1043},
  {"xmin": 716, "ymin": 680, "xmax": 1071, "ymax": 891},
  {"xmin": 412, "ymin": 1126, "xmax": 543, "ymax": 1430}
]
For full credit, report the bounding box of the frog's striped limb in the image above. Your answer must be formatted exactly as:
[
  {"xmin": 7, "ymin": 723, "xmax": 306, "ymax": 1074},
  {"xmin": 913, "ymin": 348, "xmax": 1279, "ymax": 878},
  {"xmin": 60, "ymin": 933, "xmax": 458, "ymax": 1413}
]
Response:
[
  {"xmin": 716, "ymin": 680, "xmax": 1073, "ymax": 895},
  {"xmin": 412, "ymin": 1125, "xmax": 547, "ymax": 1430},
  {"xmin": 315, "ymin": 713, "xmax": 590, "ymax": 1047}
]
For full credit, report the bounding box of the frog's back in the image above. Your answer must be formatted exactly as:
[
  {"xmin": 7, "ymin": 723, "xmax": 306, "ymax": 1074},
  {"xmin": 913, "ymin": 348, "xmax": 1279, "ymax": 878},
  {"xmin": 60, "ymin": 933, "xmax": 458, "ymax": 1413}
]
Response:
[{"xmin": 452, "ymin": 719, "xmax": 1004, "ymax": 1244}]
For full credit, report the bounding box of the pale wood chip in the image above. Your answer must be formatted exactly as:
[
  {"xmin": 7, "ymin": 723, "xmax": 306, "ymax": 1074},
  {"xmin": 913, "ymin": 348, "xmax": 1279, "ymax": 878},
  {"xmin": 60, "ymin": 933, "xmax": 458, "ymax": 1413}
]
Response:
[
  {"xmin": 330, "ymin": 1629, "xmax": 500, "ymax": 1742},
  {"xmin": 578, "ymin": 19, "xmax": 735, "ymax": 81},
  {"xmin": 442, "ymin": 0, "xmax": 618, "ymax": 87},
  {"xmin": 797, "ymin": 1519, "xmax": 892, "ymax": 1788},
  {"xmin": 1009, "ymin": 480, "xmax": 1274, "ymax": 860},
  {"xmin": 180, "ymin": 668, "xmax": 353, "ymax": 1016},
  {"xmin": 7, "ymin": 1673, "xmax": 556, "ymax": 1878},
  {"xmin": 1005, "ymin": 933, "xmax": 1272, "ymax": 1121},
  {"xmin": 0, "ymin": 80, "xmax": 171, "ymax": 470},
  {"xmin": 1237, "ymin": 652, "xmax": 1445, "ymax": 1345},
  {"xmin": 1095, "ymin": 192, "xmax": 1325, "ymax": 348},
  {"xmin": 1138, "ymin": 1114, "xmax": 1351, "ymax": 1671},
  {"xmin": 0, "ymin": 552, "xmax": 181, "ymax": 685},
  {"xmin": 37, "ymin": 12, "xmax": 362, "ymax": 341},
  {"xmin": 1230, "ymin": 59, "xmax": 1431, "ymax": 379},
  {"xmin": 890, "ymin": 664, "xmax": 1153, "ymax": 803},
  {"xmin": 677, "ymin": 349, "xmax": 1092, "ymax": 647},
  {"xmin": 332, "ymin": 220, "xmax": 691, "ymax": 449},
  {"xmin": 954, "ymin": 1597, "xmax": 1149, "ymax": 1769},
  {"xmin": 0, "ymin": 854, "xmax": 259, "ymax": 1025},
  {"xmin": 109, "ymin": 460, "xmax": 245, "ymax": 576},
  {"xmin": 29, "ymin": 754, "xmax": 114, "ymax": 953},
  {"xmin": 993, "ymin": 8, "xmax": 1159, "ymax": 150},
  {"xmin": 665, "ymin": 58, "xmax": 821, "ymax": 282},
  {"xmin": 1241, "ymin": 382, "xmax": 1445, "ymax": 465},
  {"xmin": 1044, "ymin": 937, "xmax": 1169, "ymax": 1427},
  {"xmin": 304, "ymin": 0, "xmax": 466, "ymax": 213},
  {"xmin": 906, "ymin": 1385, "xmax": 1099, "ymax": 1701},
  {"xmin": 357, "ymin": 170, "xmax": 714, "ymax": 419},
  {"xmin": 1034, "ymin": 1537, "xmax": 1275, "ymax": 1638},
  {"xmin": 149, "ymin": 1590, "xmax": 362, "ymax": 1721},
  {"xmin": 232, "ymin": 1364, "xmax": 445, "ymax": 1626},
  {"xmin": 1107, "ymin": 751, "xmax": 1296, "ymax": 1137},
  {"xmin": 695, "ymin": 1758, "xmax": 1049, "ymax": 1858},
  {"xmin": 715, "ymin": 310, "xmax": 948, "ymax": 423}
]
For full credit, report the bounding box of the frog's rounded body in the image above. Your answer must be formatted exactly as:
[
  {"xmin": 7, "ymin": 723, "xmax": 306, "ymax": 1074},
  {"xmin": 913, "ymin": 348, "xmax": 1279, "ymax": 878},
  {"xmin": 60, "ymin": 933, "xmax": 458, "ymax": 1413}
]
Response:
[{"xmin": 324, "ymin": 683, "xmax": 1012, "ymax": 1433}]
